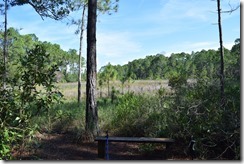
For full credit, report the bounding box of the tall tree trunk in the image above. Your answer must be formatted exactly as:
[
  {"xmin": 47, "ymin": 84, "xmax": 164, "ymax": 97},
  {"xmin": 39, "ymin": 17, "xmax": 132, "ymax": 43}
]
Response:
[
  {"xmin": 217, "ymin": 0, "xmax": 225, "ymax": 107},
  {"xmin": 78, "ymin": 5, "xmax": 86, "ymax": 104},
  {"xmin": 3, "ymin": 0, "xmax": 8, "ymax": 89},
  {"xmin": 86, "ymin": 0, "xmax": 98, "ymax": 137},
  {"xmin": 107, "ymin": 79, "xmax": 110, "ymax": 97}
]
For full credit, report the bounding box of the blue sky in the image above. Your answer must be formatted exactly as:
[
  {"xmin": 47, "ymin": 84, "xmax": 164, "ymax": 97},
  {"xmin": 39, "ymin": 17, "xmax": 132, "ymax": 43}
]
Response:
[{"xmin": 7, "ymin": 0, "xmax": 240, "ymax": 69}]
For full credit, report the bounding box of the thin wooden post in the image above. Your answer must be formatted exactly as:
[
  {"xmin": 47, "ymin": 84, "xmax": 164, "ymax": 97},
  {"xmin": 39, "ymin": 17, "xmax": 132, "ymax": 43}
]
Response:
[
  {"xmin": 97, "ymin": 140, "xmax": 106, "ymax": 159},
  {"xmin": 165, "ymin": 143, "xmax": 172, "ymax": 159}
]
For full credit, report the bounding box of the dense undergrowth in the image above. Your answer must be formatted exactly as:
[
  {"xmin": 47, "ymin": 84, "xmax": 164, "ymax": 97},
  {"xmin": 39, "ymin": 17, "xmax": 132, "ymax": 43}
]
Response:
[
  {"xmin": 1, "ymin": 77, "xmax": 240, "ymax": 160},
  {"xmin": 1, "ymin": 72, "xmax": 239, "ymax": 160},
  {"xmin": 28, "ymin": 76, "xmax": 240, "ymax": 160}
]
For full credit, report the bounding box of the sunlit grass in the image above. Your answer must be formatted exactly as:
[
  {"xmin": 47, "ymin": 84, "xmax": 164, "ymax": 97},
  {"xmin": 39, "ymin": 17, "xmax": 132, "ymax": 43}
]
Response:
[{"xmin": 56, "ymin": 80, "xmax": 170, "ymax": 101}]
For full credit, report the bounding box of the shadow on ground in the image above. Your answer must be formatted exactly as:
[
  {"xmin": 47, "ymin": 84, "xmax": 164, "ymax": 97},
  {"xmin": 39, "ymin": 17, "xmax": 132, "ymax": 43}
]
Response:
[{"xmin": 12, "ymin": 132, "xmax": 188, "ymax": 160}]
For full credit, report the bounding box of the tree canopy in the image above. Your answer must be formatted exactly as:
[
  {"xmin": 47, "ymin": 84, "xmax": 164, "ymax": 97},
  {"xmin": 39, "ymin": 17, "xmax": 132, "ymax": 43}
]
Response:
[{"xmin": 0, "ymin": 27, "xmax": 84, "ymax": 83}]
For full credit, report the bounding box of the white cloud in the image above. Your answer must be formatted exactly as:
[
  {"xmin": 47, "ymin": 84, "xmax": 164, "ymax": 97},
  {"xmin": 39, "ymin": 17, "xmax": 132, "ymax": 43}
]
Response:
[
  {"xmin": 165, "ymin": 41, "xmax": 234, "ymax": 56},
  {"xmin": 224, "ymin": 42, "xmax": 235, "ymax": 50},
  {"xmin": 158, "ymin": 0, "xmax": 217, "ymax": 22},
  {"xmin": 8, "ymin": 5, "xmax": 80, "ymax": 51},
  {"xmin": 97, "ymin": 31, "xmax": 142, "ymax": 57},
  {"xmin": 9, "ymin": 18, "xmax": 79, "ymax": 51}
]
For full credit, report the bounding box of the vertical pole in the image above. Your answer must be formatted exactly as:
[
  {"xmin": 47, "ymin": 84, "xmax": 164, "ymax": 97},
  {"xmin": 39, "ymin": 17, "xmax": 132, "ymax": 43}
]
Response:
[
  {"xmin": 106, "ymin": 131, "xmax": 109, "ymax": 160},
  {"xmin": 78, "ymin": 5, "xmax": 86, "ymax": 105},
  {"xmin": 3, "ymin": 0, "xmax": 8, "ymax": 89},
  {"xmin": 217, "ymin": 0, "xmax": 225, "ymax": 107}
]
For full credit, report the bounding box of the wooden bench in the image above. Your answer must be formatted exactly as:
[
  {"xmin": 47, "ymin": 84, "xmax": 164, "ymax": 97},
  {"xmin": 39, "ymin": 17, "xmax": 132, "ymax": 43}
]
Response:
[{"xmin": 95, "ymin": 136, "xmax": 175, "ymax": 159}]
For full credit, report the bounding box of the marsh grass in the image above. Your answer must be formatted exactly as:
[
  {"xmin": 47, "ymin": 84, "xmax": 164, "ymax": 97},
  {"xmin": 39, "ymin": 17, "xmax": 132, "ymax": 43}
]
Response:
[{"xmin": 56, "ymin": 80, "xmax": 170, "ymax": 99}]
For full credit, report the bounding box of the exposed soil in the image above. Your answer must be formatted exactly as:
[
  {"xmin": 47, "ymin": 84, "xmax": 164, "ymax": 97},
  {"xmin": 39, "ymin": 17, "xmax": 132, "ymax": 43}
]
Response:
[{"xmin": 12, "ymin": 132, "xmax": 191, "ymax": 160}]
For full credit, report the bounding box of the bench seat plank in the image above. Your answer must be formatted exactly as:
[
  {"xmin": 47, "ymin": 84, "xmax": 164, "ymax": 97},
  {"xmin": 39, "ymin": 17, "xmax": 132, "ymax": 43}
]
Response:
[
  {"xmin": 95, "ymin": 136, "xmax": 175, "ymax": 159},
  {"xmin": 95, "ymin": 137, "xmax": 175, "ymax": 143}
]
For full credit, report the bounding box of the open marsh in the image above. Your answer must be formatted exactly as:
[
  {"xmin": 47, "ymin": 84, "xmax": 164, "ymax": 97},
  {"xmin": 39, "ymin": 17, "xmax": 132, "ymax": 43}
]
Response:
[{"xmin": 56, "ymin": 80, "xmax": 171, "ymax": 100}]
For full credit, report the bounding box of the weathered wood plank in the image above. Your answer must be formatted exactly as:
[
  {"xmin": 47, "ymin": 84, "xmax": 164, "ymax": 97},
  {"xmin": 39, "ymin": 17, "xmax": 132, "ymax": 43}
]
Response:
[
  {"xmin": 95, "ymin": 137, "xmax": 175, "ymax": 143},
  {"xmin": 95, "ymin": 137, "xmax": 175, "ymax": 159}
]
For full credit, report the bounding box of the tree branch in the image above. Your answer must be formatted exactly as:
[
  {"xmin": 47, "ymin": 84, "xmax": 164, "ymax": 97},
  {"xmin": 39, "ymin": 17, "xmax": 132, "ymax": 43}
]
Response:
[
  {"xmin": 215, "ymin": 141, "xmax": 236, "ymax": 159},
  {"xmin": 27, "ymin": 1, "xmax": 44, "ymax": 20},
  {"xmin": 221, "ymin": 5, "xmax": 240, "ymax": 14}
]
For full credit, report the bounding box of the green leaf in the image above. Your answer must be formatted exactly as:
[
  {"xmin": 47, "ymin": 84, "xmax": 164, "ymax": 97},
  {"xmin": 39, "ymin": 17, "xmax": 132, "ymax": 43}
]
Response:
[{"xmin": 15, "ymin": 117, "xmax": 20, "ymax": 121}]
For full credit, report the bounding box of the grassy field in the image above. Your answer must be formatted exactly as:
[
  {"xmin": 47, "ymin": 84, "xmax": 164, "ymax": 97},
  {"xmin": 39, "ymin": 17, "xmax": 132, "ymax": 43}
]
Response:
[{"xmin": 56, "ymin": 80, "xmax": 171, "ymax": 100}]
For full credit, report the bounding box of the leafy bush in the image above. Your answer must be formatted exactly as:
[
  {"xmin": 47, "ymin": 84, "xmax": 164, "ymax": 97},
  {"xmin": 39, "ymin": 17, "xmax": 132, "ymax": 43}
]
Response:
[
  {"xmin": 166, "ymin": 75, "xmax": 240, "ymax": 159},
  {"xmin": 0, "ymin": 44, "xmax": 63, "ymax": 159},
  {"xmin": 168, "ymin": 73, "xmax": 187, "ymax": 89},
  {"xmin": 0, "ymin": 89, "xmax": 23, "ymax": 159}
]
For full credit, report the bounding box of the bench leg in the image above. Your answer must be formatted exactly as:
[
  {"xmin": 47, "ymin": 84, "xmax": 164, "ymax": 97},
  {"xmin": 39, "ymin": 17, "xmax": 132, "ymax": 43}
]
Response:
[
  {"xmin": 165, "ymin": 143, "xmax": 172, "ymax": 159},
  {"xmin": 97, "ymin": 141, "xmax": 106, "ymax": 159}
]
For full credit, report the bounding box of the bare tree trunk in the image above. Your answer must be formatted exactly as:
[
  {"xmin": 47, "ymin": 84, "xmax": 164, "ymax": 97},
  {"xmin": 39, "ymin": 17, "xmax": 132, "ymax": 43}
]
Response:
[
  {"xmin": 78, "ymin": 5, "xmax": 86, "ymax": 104},
  {"xmin": 3, "ymin": 0, "xmax": 8, "ymax": 89},
  {"xmin": 217, "ymin": 0, "xmax": 225, "ymax": 107},
  {"xmin": 122, "ymin": 83, "xmax": 124, "ymax": 95},
  {"xmin": 100, "ymin": 86, "xmax": 102, "ymax": 98},
  {"xmin": 86, "ymin": 0, "xmax": 98, "ymax": 137},
  {"xmin": 107, "ymin": 80, "xmax": 110, "ymax": 97}
]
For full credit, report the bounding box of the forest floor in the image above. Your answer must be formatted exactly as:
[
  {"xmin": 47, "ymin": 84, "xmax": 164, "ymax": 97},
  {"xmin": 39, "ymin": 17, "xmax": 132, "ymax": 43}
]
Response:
[{"xmin": 12, "ymin": 132, "xmax": 192, "ymax": 161}]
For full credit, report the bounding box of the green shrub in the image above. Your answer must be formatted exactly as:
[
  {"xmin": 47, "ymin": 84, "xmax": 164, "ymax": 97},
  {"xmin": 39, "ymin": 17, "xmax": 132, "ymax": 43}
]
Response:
[
  {"xmin": 100, "ymin": 77, "xmax": 240, "ymax": 159},
  {"xmin": 166, "ymin": 78, "xmax": 240, "ymax": 159},
  {"xmin": 0, "ymin": 45, "xmax": 63, "ymax": 159},
  {"xmin": 102, "ymin": 92, "xmax": 170, "ymax": 137}
]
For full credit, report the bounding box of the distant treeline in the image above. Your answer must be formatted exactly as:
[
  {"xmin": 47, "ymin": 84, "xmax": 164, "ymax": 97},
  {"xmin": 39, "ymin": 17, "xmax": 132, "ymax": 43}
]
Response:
[{"xmin": 99, "ymin": 38, "xmax": 240, "ymax": 82}]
